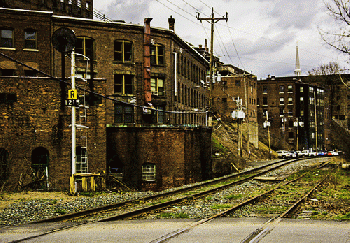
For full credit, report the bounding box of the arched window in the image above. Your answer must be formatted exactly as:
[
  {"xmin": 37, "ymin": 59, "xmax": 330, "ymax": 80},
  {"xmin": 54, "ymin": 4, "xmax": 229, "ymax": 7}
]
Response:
[
  {"xmin": 0, "ymin": 148, "xmax": 9, "ymax": 181},
  {"xmin": 31, "ymin": 147, "xmax": 49, "ymax": 187},
  {"xmin": 142, "ymin": 163, "xmax": 156, "ymax": 181}
]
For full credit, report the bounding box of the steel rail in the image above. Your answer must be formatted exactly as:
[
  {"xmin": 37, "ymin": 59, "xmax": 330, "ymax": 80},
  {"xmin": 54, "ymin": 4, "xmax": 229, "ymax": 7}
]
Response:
[
  {"xmin": 149, "ymin": 161, "xmax": 330, "ymax": 243},
  {"xmin": 32, "ymin": 159, "xmax": 293, "ymax": 224},
  {"xmin": 98, "ymin": 159, "xmax": 299, "ymax": 222}
]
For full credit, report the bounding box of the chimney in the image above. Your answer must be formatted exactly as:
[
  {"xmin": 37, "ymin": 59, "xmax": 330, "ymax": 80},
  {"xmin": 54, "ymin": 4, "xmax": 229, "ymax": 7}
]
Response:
[
  {"xmin": 168, "ymin": 15, "xmax": 175, "ymax": 32},
  {"xmin": 144, "ymin": 18, "xmax": 153, "ymax": 104},
  {"xmin": 205, "ymin": 39, "xmax": 208, "ymax": 51}
]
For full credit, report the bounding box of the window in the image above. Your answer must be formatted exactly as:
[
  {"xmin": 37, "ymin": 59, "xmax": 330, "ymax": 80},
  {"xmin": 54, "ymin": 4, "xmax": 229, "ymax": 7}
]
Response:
[
  {"xmin": 142, "ymin": 163, "xmax": 156, "ymax": 181},
  {"xmin": 235, "ymin": 79, "xmax": 240, "ymax": 86},
  {"xmin": 263, "ymin": 86, "xmax": 267, "ymax": 94},
  {"xmin": 0, "ymin": 69, "xmax": 15, "ymax": 76},
  {"xmin": 24, "ymin": 30, "xmax": 37, "ymax": 49},
  {"xmin": 288, "ymin": 97, "xmax": 293, "ymax": 105},
  {"xmin": 153, "ymin": 106, "xmax": 164, "ymax": 124},
  {"xmin": 279, "ymin": 85, "xmax": 285, "ymax": 93},
  {"xmin": 150, "ymin": 44, "xmax": 164, "ymax": 65},
  {"xmin": 0, "ymin": 149, "xmax": 9, "ymax": 182},
  {"xmin": 24, "ymin": 70, "xmax": 38, "ymax": 77},
  {"xmin": 76, "ymin": 146, "xmax": 88, "ymax": 173},
  {"xmin": 151, "ymin": 77, "xmax": 164, "ymax": 96},
  {"xmin": 0, "ymin": 93, "xmax": 16, "ymax": 104},
  {"xmin": 300, "ymin": 86, "xmax": 304, "ymax": 92},
  {"xmin": 114, "ymin": 40, "xmax": 132, "ymax": 62},
  {"xmin": 75, "ymin": 37, "xmax": 93, "ymax": 60},
  {"xmin": 0, "ymin": 29, "xmax": 13, "ymax": 48},
  {"xmin": 280, "ymin": 107, "xmax": 284, "ymax": 117},
  {"xmin": 114, "ymin": 104, "xmax": 134, "ymax": 123},
  {"xmin": 289, "ymin": 132, "xmax": 294, "ymax": 139},
  {"xmin": 114, "ymin": 74, "xmax": 133, "ymax": 95},
  {"xmin": 288, "ymin": 85, "xmax": 293, "ymax": 92},
  {"xmin": 280, "ymin": 97, "xmax": 284, "ymax": 105},
  {"xmin": 263, "ymin": 97, "xmax": 268, "ymax": 106}
]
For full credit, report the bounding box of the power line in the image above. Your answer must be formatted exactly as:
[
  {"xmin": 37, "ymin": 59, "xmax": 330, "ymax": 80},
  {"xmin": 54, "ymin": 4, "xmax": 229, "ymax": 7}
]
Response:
[{"xmin": 0, "ymin": 52, "xmax": 208, "ymax": 116}]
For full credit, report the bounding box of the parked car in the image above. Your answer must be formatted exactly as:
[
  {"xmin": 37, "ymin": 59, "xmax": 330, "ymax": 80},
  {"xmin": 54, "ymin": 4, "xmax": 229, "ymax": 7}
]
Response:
[
  {"xmin": 327, "ymin": 151, "xmax": 339, "ymax": 156},
  {"xmin": 317, "ymin": 151, "xmax": 326, "ymax": 156},
  {"xmin": 298, "ymin": 150, "xmax": 309, "ymax": 157},
  {"xmin": 277, "ymin": 150, "xmax": 292, "ymax": 158},
  {"xmin": 309, "ymin": 151, "xmax": 317, "ymax": 156},
  {"xmin": 290, "ymin": 151, "xmax": 298, "ymax": 158}
]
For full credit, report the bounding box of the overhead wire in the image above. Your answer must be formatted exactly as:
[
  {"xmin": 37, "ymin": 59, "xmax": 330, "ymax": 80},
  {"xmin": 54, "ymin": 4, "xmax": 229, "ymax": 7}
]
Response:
[{"xmin": 0, "ymin": 51, "xmax": 208, "ymax": 115}]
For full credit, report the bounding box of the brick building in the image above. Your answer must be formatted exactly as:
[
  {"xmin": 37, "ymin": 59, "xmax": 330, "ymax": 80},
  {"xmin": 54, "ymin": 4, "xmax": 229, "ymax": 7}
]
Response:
[
  {"xmin": 0, "ymin": 7, "xmax": 212, "ymax": 191},
  {"xmin": 211, "ymin": 64, "xmax": 259, "ymax": 148},
  {"xmin": 0, "ymin": 0, "xmax": 94, "ymax": 18},
  {"xmin": 257, "ymin": 76, "xmax": 325, "ymax": 151}
]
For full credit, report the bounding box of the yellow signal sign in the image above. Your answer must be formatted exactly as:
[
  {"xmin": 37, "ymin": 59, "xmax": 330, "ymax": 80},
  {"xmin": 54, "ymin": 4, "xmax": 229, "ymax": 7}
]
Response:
[{"xmin": 68, "ymin": 89, "xmax": 78, "ymax": 100}]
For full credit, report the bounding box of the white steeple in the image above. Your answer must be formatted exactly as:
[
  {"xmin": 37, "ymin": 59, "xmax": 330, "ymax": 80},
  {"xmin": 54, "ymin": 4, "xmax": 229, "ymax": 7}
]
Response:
[{"xmin": 294, "ymin": 42, "xmax": 301, "ymax": 76}]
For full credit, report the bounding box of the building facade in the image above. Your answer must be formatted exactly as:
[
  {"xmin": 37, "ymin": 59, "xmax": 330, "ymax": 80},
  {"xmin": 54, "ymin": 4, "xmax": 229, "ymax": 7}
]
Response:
[
  {"xmin": 0, "ymin": 7, "xmax": 212, "ymax": 191},
  {"xmin": 257, "ymin": 76, "xmax": 325, "ymax": 151}
]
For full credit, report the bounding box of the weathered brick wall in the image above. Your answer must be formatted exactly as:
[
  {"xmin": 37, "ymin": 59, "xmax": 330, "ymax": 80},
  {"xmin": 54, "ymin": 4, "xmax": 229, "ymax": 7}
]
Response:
[
  {"xmin": 0, "ymin": 77, "xmax": 107, "ymax": 191},
  {"xmin": 106, "ymin": 127, "xmax": 212, "ymax": 191}
]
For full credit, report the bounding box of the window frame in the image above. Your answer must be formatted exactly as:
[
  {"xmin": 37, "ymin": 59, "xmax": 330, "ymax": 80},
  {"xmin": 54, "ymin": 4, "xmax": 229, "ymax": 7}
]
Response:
[
  {"xmin": 114, "ymin": 40, "xmax": 133, "ymax": 63},
  {"xmin": 142, "ymin": 163, "xmax": 156, "ymax": 182},
  {"xmin": 114, "ymin": 74, "xmax": 133, "ymax": 95},
  {"xmin": 150, "ymin": 43, "xmax": 165, "ymax": 65},
  {"xmin": 114, "ymin": 104, "xmax": 134, "ymax": 124},
  {"xmin": 76, "ymin": 146, "xmax": 88, "ymax": 173},
  {"xmin": 24, "ymin": 29, "xmax": 37, "ymax": 50},
  {"xmin": 151, "ymin": 77, "xmax": 164, "ymax": 96},
  {"xmin": 0, "ymin": 29, "xmax": 14, "ymax": 48},
  {"xmin": 75, "ymin": 37, "xmax": 93, "ymax": 60}
]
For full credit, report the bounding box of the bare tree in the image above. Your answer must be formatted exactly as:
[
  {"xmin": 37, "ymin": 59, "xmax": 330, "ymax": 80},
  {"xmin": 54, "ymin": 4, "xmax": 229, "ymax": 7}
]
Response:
[
  {"xmin": 321, "ymin": 0, "xmax": 350, "ymax": 55},
  {"xmin": 308, "ymin": 62, "xmax": 343, "ymax": 75}
]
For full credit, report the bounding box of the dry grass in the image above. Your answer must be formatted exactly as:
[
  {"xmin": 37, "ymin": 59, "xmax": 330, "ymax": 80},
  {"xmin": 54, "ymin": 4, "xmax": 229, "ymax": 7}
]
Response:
[{"xmin": 0, "ymin": 191, "xmax": 77, "ymax": 210}]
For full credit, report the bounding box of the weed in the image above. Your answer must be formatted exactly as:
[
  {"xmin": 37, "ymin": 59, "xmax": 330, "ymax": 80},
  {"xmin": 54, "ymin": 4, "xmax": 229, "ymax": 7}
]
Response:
[
  {"xmin": 55, "ymin": 209, "xmax": 66, "ymax": 215},
  {"xmin": 160, "ymin": 212, "xmax": 172, "ymax": 218},
  {"xmin": 174, "ymin": 212, "xmax": 189, "ymax": 218},
  {"xmin": 225, "ymin": 194, "xmax": 243, "ymax": 200},
  {"xmin": 211, "ymin": 204, "xmax": 233, "ymax": 209}
]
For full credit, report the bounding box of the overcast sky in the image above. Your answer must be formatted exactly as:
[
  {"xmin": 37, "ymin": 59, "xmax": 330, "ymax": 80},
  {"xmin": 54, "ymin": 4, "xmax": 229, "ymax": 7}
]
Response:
[{"xmin": 93, "ymin": 0, "xmax": 349, "ymax": 79}]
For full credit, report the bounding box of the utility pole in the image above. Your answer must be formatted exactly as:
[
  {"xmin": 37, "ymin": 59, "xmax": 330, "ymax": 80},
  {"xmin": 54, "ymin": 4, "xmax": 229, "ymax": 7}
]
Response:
[{"xmin": 197, "ymin": 8, "xmax": 228, "ymax": 110}]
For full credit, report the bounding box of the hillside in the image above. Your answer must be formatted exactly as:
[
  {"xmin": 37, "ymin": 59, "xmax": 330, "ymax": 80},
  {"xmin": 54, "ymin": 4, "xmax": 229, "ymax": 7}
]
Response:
[{"xmin": 211, "ymin": 119, "xmax": 277, "ymax": 176}]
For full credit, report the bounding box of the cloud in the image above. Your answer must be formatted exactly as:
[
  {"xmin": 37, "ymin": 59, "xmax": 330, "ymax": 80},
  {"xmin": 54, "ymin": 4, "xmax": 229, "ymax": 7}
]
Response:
[
  {"xmin": 105, "ymin": 0, "xmax": 153, "ymax": 24},
  {"xmin": 266, "ymin": 0, "xmax": 320, "ymax": 30}
]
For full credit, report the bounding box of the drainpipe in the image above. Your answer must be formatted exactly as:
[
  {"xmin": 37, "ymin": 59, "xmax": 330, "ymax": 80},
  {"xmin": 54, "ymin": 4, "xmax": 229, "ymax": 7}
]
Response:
[{"xmin": 144, "ymin": 18, "xmax": 152, "ymax": 105}]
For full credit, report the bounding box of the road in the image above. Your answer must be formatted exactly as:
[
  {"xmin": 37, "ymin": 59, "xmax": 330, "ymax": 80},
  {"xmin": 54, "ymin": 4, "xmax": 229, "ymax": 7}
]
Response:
[{"xmin": 1, "ymin": 218, "xmax": 350, "ymax": 242}]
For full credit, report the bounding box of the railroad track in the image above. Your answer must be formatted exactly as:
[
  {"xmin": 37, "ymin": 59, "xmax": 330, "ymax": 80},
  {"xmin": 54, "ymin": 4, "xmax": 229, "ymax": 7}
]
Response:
[
  {"xmin": 148, "ymin": 161, "xmax": 332, "ymax": 243},
  {"xmin": 8, "ymin": 158, "xmax": 321, "ymax": 243},
  {"xmin": 32, "ymin": 158, "xmax": 298, "ymax": 224}
]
